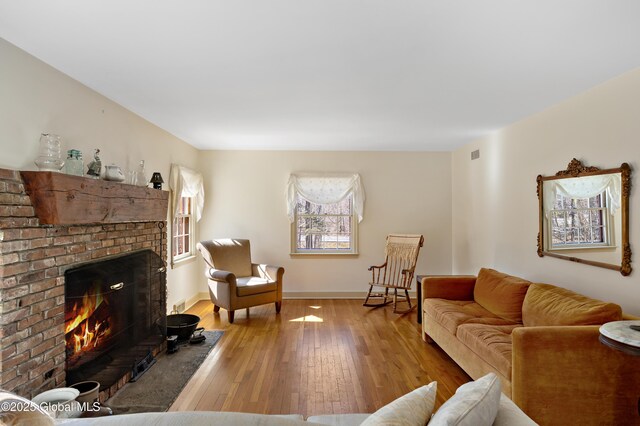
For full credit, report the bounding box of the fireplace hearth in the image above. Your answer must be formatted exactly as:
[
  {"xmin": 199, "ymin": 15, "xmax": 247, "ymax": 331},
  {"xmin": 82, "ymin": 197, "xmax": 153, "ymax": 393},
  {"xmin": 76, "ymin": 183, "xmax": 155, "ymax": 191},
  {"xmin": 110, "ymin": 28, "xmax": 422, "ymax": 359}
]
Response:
[{"xmin": 64, "ymin": 250, "xmax": 166, "ymax": 391}]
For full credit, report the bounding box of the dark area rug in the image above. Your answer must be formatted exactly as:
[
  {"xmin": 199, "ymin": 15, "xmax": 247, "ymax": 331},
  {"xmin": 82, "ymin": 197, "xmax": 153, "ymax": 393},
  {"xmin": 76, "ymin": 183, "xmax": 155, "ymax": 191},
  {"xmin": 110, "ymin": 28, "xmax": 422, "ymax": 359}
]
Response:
[{"xmin": 105, "ymin": 330, "xmax": 224, "ymax": 414}]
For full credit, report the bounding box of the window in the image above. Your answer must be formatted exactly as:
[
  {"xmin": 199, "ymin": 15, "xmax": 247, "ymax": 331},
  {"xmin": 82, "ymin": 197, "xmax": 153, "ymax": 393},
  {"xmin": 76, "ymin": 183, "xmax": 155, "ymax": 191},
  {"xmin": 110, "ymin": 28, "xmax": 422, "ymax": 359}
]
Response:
[
  {"xmin": 169, "ymin": 164, "xmax": 204, "ymax": 267},
  {"xmin": 549, "ymin": 192, "xmax": 612, "ymax": 249},
  {"xmin": 287, "ymin": 173, "xmax": 364, "ymax": 255},
  {"xmin": 173, "ymin": 197, "xmax": 194, "ymax": 261},
  {"xmin": 293, "ymin": 193, "xmax": 356, "ymax": 254}
]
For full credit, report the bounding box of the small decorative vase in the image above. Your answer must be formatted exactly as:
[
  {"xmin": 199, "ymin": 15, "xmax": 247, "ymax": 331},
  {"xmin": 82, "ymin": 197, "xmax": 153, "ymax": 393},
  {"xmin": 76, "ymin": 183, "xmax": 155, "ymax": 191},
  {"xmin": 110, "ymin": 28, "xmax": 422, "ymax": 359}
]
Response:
[{"xmin": 35, "ymin": 133, "xmax": 65, "ymax": 172}]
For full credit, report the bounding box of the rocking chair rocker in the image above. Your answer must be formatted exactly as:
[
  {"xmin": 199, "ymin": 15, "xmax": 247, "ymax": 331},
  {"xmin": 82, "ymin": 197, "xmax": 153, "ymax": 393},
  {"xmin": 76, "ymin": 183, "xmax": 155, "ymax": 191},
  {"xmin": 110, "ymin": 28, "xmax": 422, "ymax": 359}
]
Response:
[{"xmin": 363, "ymin": 234, "xmax": 424, "ymax": 313}]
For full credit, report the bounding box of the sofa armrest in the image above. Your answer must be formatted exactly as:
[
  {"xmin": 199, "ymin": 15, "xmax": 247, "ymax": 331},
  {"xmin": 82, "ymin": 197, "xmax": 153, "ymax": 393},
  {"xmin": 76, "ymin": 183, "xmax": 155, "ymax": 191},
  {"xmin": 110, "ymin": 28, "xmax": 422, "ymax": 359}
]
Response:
[
  {"xmin": 421, "ymin": 275, "xmax": 476, "ymax": 300},
  {"xmin": 512, "ymin": 326, "xmax": 640, "ymax": 425}
]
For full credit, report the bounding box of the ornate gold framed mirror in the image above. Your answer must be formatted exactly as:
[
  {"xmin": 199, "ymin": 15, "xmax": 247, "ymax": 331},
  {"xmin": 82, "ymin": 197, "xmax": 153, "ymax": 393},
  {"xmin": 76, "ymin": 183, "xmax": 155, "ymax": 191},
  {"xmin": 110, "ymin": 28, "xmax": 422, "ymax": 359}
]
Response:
[{"xmin": 537, "ymin": 159, "xmax": 632, "ymax": 276}]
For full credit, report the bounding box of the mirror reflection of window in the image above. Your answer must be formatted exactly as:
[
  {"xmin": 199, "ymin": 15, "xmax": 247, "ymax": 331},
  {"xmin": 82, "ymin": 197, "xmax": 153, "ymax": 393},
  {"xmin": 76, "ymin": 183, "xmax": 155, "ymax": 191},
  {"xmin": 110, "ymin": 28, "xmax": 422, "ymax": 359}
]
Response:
[
  {"xmin": 543, "ymin": 172, "xmax": 621, "ymax": 252},
  {"xmin": 550, "ymin": 192, "xmax": 611, "ymax": 249}
]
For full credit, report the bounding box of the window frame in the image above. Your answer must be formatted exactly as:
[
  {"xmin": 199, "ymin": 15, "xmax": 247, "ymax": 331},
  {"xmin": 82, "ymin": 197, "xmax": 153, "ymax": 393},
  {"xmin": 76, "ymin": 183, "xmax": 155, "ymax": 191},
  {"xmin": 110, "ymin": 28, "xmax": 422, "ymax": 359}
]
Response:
[
  {"xmin": 548, "ymin": 192, "xmax": 614, "ymax": 250},
  {"xmin": 172, "ymin": 196, "xmax": 195, "ymax": 264},
  {"xmin": 290, "ymin": 192, "xmax": 359, "ymax": 256}
]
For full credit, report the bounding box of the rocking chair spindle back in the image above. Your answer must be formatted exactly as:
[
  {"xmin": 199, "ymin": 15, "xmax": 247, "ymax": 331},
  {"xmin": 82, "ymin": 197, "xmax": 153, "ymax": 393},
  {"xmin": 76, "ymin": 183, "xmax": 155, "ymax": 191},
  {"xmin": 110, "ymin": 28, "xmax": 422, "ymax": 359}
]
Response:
[{"xmin": 363, "ymin": 234, "xmax": 424, "ymax": 313}]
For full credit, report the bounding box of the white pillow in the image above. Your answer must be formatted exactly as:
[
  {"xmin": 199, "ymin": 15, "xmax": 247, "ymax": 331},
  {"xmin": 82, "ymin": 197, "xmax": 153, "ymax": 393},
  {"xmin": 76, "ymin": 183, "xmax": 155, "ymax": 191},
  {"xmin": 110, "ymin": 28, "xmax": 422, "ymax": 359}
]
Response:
[
  {"xmin": 360, "ymin": 382, "xmax": 437, "ymax": 426},
  {"xmin": 429, "ymin": 373, "xmax": 501, "ymax": 426}
]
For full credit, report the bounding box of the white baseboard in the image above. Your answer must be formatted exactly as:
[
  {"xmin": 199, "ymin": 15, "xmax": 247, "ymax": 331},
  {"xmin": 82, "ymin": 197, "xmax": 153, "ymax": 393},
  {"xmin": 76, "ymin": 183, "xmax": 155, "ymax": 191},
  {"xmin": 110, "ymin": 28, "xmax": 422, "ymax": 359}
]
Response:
[
  {"xmin": 185, "ymin": 291, "xmax": 417, "ymax": 304},
  {"xmin": 284, "ymin": 291, "xmax": 417, "ymax": 299},
  {"xmin": 186, "ymin": 292, "xmax": 210, "ymax": 310}
]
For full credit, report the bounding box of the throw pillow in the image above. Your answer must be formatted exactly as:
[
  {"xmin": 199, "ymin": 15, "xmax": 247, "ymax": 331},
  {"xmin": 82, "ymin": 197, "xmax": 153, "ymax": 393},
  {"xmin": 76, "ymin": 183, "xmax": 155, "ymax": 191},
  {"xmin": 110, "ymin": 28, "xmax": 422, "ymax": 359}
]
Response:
[
  {"xmin": 0, "ymin": 391, "xmax": 54, "ymax": 426},
  {"xmin": 473, "ymin": 268, "xmax": 531, "ymax": 323},
  {"xmin": 429, "ymin": 373, "xmax": 501, "ymax": 426},
  {"xmin": 360, "ymin": 382, "xmax": 437, "ymax": 426}
]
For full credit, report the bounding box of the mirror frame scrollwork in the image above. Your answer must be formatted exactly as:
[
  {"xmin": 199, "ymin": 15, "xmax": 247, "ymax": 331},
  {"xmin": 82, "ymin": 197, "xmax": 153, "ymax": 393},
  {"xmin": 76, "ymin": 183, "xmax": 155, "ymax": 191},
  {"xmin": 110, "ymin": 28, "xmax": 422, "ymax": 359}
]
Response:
[{"xmin": 537, "ymin": 158, "xmax": 632, "ymax": 276}]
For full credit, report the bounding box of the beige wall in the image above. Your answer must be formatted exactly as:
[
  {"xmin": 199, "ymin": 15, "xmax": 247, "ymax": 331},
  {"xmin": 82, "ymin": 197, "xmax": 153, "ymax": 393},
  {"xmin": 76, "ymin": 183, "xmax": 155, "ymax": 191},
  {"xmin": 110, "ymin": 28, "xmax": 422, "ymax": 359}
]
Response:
[
  {"xmin": 197, "ymin": 151, "xmax": 452, "ymax": 295},
  {"xmin": 452, "ymin": 67, "xmax": 640, "ymax": 315},
  {"xmin": 7, "ymin": 33, "xmax": 638, "ymax": 314},
  {"xmin": 0, "ymin": 38, "xmax": 202, "ymax": 312}
]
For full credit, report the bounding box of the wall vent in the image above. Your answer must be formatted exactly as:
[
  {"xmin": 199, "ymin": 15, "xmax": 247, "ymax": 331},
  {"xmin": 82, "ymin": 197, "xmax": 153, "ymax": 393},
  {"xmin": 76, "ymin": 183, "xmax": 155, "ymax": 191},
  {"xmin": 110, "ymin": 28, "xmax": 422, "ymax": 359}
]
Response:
[
  {"xmin": 471, "ymin": 149, "xmax": 480, "ymax": 160},
  {"xmin": 173, "ymin": 299, "xmax": 186, "ymax": 314}
]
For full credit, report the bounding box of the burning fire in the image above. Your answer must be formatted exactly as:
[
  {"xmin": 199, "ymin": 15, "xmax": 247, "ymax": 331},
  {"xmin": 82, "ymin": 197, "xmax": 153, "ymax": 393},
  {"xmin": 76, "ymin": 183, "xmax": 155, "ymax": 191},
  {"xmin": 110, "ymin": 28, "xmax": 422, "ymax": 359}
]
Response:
[{"xmin": 65, "ymin": 290, "xmax": 111, "ymax": 356}]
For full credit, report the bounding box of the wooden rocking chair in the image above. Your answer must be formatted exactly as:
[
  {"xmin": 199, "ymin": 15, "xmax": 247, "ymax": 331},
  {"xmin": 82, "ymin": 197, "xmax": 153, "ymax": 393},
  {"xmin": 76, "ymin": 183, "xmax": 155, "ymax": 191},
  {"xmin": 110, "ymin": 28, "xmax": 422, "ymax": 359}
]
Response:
[{"xmin": 363, "ymin": 234, "xmax": 424, "ymax": 313}]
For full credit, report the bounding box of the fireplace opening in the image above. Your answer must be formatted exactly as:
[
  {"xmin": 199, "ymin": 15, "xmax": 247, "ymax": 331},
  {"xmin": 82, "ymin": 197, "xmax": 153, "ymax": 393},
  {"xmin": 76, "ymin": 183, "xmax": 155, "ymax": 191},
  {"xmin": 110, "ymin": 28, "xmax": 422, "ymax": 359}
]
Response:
[{"xmin": 64, "ymin": 250, "xmax": 166, "ymax": 391}]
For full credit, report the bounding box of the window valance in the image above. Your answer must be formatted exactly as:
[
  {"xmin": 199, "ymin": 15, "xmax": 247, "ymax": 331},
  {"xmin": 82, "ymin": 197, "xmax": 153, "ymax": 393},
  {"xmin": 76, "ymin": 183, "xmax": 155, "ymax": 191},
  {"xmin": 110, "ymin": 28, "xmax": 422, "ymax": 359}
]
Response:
[
  {"xmin": 169, "ymin": 164, "xmax": 205, "ymax": 222},
  {"xmin": 286, "ymin": 173, "xmax": 365, "ymax": 223},
  {"xmin": 543, "ymin": 174, "xmax": 621, "ymax": 217}
]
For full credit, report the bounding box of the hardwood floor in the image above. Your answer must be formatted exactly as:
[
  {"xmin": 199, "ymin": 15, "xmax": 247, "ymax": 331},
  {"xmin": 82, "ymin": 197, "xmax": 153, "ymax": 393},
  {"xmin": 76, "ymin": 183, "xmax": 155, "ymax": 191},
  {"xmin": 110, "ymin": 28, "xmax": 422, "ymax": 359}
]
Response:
[{"xmin": 169, "ymin": 299, "xmax": 470, "ymax": 417}]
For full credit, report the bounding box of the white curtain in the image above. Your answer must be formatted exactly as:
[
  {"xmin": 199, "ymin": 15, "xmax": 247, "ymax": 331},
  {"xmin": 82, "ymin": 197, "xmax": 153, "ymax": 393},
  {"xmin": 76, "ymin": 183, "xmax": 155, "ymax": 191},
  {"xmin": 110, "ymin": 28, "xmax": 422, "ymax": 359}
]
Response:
[
  {"xmin": 169, "ymin": 164, "xmax": 205, "ymax": 222},
  {"xmin": 544, "ymin": 174, "xmax": 621, "ymax": 217},
  {"xmin": 286, "ymin": 173, "xmax": 365, "ymax": 223}
]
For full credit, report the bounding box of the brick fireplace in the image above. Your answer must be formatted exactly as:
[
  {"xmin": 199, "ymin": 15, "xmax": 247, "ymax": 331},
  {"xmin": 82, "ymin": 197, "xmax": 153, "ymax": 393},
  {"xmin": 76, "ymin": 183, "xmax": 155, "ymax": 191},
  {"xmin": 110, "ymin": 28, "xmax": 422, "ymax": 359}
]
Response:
[{"xmin": 0, "ymin": 168, "xmax": 168, "ymax": 399}]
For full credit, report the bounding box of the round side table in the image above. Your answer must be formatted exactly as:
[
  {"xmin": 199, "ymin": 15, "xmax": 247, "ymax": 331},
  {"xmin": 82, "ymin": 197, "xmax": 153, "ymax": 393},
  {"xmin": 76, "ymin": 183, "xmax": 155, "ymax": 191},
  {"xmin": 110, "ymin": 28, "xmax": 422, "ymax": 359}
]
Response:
[{"xmin": 599, "ymin": 320, "xmax": 640, "ymax": 356}]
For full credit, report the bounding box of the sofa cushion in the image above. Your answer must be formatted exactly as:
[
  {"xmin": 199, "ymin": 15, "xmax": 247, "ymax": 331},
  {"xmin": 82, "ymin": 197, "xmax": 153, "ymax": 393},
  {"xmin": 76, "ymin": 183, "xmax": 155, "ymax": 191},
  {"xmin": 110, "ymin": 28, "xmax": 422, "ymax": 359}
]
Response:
[
  {"xmin": 424, "ymin": 299, "xmax": 516, "ymax": 335},
  {"xmin": 236, "ymin": 276, "xmax": 277, "ymax": 297},
  {"xmin": 473, "ymin": 268, "xmax": 531, "ymax": 323},
  {"xmin": 306, "ymin": 414, "xmax": 371, "ymax": 425},
  {"xmin": 429, "ymin": 373, "xmax": 502, "ymax": 426},
  {"xmin": 55, "ymin": 412, "xmax": 310, "ymax": 425},
  {"xmin": 456, "ymin": 324, "xmax": 521, "ymax": 380},
  {"xmin": 360, "ymin": 382, "xmax": 437, "ymax": 426},
  {"xmin": 522, "ymin": 283, "xmax": 622, "ymax": 327},
  {"xmin": 493, "ymin": 394, "xmax": 538, "ymax": 426}
]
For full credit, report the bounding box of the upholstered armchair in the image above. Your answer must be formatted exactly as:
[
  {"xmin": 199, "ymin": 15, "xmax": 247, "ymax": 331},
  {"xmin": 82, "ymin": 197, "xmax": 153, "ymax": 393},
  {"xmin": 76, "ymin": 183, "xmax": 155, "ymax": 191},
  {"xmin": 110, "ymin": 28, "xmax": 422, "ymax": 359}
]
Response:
[{"xmin": 196, "ymin": 239, "xmax": 284, "ymax": 323}]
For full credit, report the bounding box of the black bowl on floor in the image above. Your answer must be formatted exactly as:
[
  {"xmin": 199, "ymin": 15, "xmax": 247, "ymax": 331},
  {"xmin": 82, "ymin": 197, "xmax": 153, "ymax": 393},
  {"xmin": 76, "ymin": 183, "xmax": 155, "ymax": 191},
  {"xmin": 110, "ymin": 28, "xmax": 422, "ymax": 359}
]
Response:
[{"xmin": 166, "ymin": 314, "xmax": 201, "ymax": 341}]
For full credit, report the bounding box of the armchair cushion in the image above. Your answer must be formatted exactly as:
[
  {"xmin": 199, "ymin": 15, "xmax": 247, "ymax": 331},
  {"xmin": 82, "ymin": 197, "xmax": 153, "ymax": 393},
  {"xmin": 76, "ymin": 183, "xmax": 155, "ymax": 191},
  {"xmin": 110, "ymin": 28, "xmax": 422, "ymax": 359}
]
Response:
[
  {"xmin": 236, "ymin": 277, "xmax": 277, "ymax": 297},
  {"xmin": 198, "ymin": 239, "xmax": 252, "ymax": 277}
]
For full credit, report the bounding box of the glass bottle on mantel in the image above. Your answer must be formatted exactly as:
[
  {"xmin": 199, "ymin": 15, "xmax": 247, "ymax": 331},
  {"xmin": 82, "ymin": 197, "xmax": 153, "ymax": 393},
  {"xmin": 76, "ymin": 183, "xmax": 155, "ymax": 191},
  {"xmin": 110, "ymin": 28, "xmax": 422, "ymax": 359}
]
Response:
[
  {"xmin": 64, "ymin": 149, "xmax": 84, "ymax": 176},
  {"xmin": 132, "ymin": 160, "xmax": 148, "ymax": 187},
  {"xmin": 34, "ymin": 133, "xmax": 65, "ymax": 172}
]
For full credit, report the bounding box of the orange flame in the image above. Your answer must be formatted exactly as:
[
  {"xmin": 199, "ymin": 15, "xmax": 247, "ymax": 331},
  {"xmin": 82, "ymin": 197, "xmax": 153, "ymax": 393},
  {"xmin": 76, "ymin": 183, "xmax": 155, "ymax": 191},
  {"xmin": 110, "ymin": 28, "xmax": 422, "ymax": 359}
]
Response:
[
  {"xmin": 66, "ymin": 289, "xmax": 110, "ymax": 356},
  {"xmin": 65, "ymin": 291, "xmax": 103, "ymax": 334}
]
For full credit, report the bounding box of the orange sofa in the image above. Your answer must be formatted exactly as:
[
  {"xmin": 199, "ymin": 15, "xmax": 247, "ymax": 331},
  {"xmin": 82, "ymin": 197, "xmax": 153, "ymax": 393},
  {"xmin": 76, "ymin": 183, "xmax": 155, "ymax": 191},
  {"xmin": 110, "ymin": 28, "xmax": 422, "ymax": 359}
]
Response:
[{"xmin": 421, "ymin": 268, "xmax": 640, "ymax": 426}]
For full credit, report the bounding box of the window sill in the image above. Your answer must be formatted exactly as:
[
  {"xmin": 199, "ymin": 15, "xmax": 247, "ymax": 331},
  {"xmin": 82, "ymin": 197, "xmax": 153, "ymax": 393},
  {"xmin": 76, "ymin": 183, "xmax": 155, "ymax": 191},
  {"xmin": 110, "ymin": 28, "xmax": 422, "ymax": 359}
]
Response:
[
  {"xmin": 171, "ymin": 254, "xmax": 197, "ymax": 269},
  {"xmin": 290, "ymin": 252, "xmax": 359, "ymax": 257},
  {"xmin": 549, "ymin": 245, "xmax": 617, "ymax": 251}
]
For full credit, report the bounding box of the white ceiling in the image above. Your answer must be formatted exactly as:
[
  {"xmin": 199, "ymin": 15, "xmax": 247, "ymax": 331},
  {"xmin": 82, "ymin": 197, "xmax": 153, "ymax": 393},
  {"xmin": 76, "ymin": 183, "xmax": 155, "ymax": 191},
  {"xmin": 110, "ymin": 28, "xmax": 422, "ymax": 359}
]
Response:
[{"xmin": 1, "ymin": 1, "xmax": 640, "ymax": 151}]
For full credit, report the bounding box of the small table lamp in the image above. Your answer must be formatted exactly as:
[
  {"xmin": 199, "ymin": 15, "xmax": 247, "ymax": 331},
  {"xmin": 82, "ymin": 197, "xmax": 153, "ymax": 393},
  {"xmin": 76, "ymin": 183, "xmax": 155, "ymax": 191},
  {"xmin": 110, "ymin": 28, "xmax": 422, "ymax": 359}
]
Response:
[{"xmin": 150, "ymin": 172, "xmax": 164, "ymax": 189}]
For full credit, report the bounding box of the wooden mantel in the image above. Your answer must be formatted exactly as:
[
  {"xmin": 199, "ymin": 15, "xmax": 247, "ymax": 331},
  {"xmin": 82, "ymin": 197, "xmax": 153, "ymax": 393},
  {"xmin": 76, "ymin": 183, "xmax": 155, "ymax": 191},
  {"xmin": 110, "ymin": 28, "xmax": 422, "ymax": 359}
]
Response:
[{"xmin": 20, "ymin": 171, "xmax": 169, "ymax": 225}]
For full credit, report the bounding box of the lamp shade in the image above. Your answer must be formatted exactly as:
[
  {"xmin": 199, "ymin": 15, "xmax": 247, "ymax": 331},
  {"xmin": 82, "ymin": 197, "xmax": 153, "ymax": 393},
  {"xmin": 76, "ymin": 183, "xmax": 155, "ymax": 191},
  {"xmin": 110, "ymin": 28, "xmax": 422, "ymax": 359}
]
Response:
[{"xmin": 150, "ymin": 172, "xmax": 164, "ymax": 189}]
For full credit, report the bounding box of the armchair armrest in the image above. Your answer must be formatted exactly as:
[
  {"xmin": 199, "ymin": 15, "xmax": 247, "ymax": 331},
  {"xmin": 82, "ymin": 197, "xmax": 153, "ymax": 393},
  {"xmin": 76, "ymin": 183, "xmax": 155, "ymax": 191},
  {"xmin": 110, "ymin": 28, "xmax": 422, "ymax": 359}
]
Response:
[
  {"xmin": 252, "ymin": 263, "xmax": 284, "ymax": 302},
  {"xmin": 206, "ymin": 268, "xmax": 236, "ymax": 284},
  {"xmin": 512, "ymin": 326, "xmax": 640, "ymax": 425},
  {"xmin": 421, "ymin": 275, "xmax": 476, "ymax": 300},
  {"xmin": 251, "ymin": 263, "xmax": 284, "ymax": 282}
]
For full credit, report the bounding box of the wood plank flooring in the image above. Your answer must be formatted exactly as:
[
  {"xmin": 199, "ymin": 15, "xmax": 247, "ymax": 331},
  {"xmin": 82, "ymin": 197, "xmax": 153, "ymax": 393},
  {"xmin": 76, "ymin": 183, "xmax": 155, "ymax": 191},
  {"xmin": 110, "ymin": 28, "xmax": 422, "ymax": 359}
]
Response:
[{"xmin": 169, "ymin": 299, "xmax": 470, "ymax": 417}]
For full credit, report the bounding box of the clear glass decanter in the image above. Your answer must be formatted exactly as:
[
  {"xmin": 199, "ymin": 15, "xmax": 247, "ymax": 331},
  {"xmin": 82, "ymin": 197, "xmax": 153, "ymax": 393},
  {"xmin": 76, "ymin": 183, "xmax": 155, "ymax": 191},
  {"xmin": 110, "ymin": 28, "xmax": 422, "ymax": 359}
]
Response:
[{"xmin": 34, "ymin": 133, "xmax": 65, "ymax": 172}]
